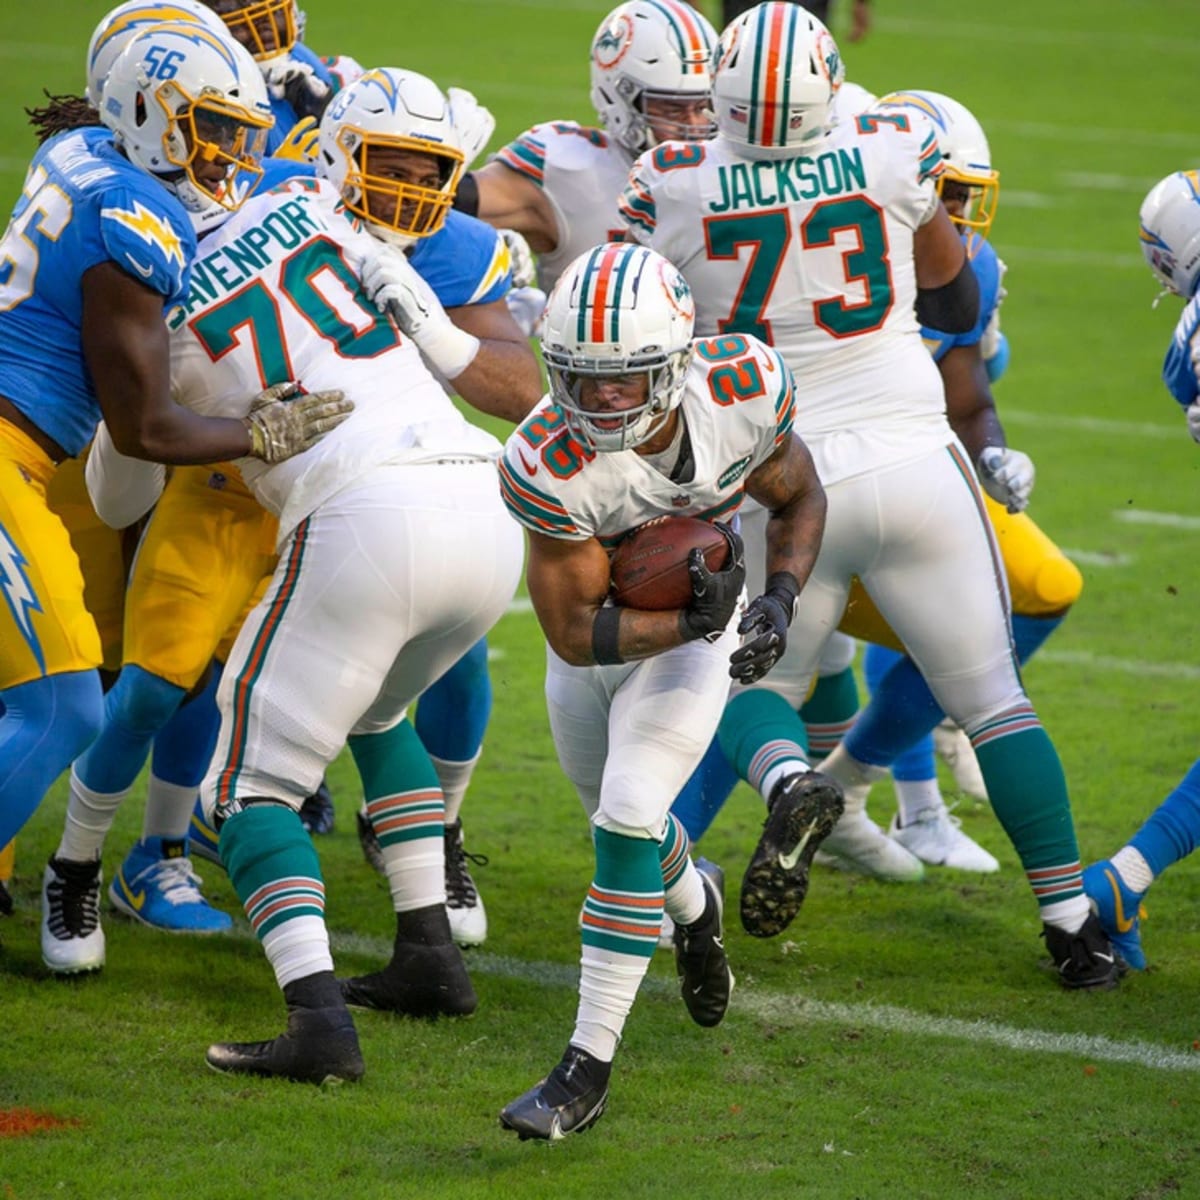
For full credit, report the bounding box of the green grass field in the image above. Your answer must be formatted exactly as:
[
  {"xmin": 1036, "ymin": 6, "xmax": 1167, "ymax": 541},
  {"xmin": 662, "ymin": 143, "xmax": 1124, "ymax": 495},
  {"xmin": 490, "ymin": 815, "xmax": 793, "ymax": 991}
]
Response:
[{"xmin": 2, "ymin": 2, "xmax": 1200, "ymax": 1197}]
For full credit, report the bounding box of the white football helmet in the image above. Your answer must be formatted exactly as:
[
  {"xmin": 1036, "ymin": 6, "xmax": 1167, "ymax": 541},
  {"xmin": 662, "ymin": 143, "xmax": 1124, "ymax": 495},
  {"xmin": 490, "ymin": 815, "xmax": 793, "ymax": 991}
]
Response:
[
  {"xmin": 711, "ymin": 2, "xmax": 841, "ymax": 159},
  {"xmin": 541, "ymin": 243, "xmax": 695, "ymax": 452},
  {"xmin": 201, "ymin": 0, "xmax": 300, "ymax": 68},
  {"xmin": 100, "ymin": 22, "xmax": 272, "ymax": 233},
  {"xmin": 319, "ymin": 67, "xmax": 465, "ymax": 249},
  {"xmin": 590, "ymin": 0, "xmax": 718, "ymax": 155},
  {"xmin": 86, "ymin": 0, "xmax": 229, "ymax": 107},
  {"xmin": 1139, "ymin": 171, "xmax": 1200, "ymax": 299},
  {"xmin": 874, "ymin": 90, "xmax": 999, "ymax": 243}
]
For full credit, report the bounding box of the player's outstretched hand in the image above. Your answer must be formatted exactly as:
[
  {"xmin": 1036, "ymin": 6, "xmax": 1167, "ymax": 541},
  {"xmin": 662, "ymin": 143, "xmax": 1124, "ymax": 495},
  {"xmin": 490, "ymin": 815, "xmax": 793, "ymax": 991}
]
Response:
[
  {"xmin": 680, "ymin": 522, "xmax": 745, "ymax": 643},
  {"xmin": 447, "ymin": 86, "xmax": 495, "ymax": 169},
  {"xmin": 264, "ymin": 59, "xmax": 332, "ymax": 121},
  {"xmin": 244, "ymin": 382, "xmax": 353, "ymax": 463},
  {"xmin": 977, "ymin": 445, "xmax": 1035, "ymax": 513}
]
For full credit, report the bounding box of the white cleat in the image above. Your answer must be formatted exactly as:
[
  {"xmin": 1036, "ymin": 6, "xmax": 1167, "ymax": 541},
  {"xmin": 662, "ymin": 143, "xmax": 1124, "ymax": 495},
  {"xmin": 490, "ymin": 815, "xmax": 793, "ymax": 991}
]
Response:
[
  {"xmin": 41, "ymin": 857, "xmax": 106, "ymax": 974},
  {"xmin": 888, "ymin": 806, "xmax": 999, "ymax": 873},
  {"xmin": 444, "ymin": 820, "xmax": 488, "ymax": 948},
  {"xmin": 814, "ymin": 810, "xmax": 925, "ymax": 881},
  {"xmin": 657, "ymin": 912, "xmax": 676, "ymax": 950},
  {"xmin": 933, "ymin": 718, "xmax": 989, "ymax": 801}
]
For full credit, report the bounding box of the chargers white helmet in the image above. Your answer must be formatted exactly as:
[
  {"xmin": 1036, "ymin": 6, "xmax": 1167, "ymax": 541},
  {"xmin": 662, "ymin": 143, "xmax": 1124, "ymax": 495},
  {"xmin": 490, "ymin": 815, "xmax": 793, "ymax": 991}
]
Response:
[
  {"xmin": 541, "ymin": 243, "xmax": 695, "ymax": 452},
  {"xmin": 829, "ymin": 79, "xmax": 876, "ymax": 125},
  {"xmin": 711, "ymin": 2, "xmax": 841, "ymax": 160},
  {"xmin": 100, "ymin": 22, "xmax": 272, "ymax": 233},
  {"xmin": 86, "ymin": 0, "xmax": 228, "ymax": 107},
  {"xmin": 874, "ymin": 90, "xmax": 999, "ymax": 242},
  {"xmin": 318, "ymin": 67, "xmax": 464, "ymax": 249},
  {"xmin": 590, "ymin": 0, "xmax": 718, "ymax": 155},
  {"xmin": 1139, "ymin": 171, "xmax": 1200, "ymax": 299},
  {"xmin": 202, "ymin": 0, "xmax": 300, "ymax": 68}
]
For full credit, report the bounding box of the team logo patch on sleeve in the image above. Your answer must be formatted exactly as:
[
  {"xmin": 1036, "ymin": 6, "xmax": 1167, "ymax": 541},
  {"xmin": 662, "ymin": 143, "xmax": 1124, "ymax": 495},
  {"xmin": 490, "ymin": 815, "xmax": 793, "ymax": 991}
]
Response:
[{"xmin": 101, "ymin": 201, "xmax": 186, "ymax": 272}]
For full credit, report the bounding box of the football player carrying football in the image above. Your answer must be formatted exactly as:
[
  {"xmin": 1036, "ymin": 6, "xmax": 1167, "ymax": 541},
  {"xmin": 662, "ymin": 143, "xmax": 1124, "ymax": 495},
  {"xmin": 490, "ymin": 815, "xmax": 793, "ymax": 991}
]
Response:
[{"xmin": 496, "ymin": 242, "xmax": 831, "ymax": 1140}]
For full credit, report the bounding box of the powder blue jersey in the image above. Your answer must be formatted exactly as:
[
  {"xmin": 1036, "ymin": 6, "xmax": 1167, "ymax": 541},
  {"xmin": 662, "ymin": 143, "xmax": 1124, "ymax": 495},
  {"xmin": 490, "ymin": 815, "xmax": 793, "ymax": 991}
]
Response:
[
  {"xmin": 1161, "ymin": 291, "xmax": 1200, "ymax": 411},
  {"xmin": 0, "ymin": 127, "xmax": 194, "ymax": 457}
]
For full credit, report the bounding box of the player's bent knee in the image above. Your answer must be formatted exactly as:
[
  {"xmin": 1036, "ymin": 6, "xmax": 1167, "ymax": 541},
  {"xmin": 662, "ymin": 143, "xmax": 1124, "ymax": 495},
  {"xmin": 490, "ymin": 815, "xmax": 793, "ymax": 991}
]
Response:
[{"xmin": 105, "ymin": 664, "xmax": 187, "ymax": 738}]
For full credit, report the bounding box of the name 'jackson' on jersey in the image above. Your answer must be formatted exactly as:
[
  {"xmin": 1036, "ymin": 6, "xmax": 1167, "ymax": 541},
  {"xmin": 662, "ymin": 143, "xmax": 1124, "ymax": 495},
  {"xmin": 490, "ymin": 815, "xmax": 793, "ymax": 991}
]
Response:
[{"xmin": 619, "ymin": 111, "xmax": 950, "ymax": 486}]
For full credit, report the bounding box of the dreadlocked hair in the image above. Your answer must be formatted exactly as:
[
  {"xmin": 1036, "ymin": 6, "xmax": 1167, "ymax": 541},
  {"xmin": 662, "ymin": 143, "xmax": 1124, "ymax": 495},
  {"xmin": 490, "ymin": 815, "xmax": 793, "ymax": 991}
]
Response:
[{"xmin": 26, "ymin": 91, "xmax": 100, "ymax": 145}]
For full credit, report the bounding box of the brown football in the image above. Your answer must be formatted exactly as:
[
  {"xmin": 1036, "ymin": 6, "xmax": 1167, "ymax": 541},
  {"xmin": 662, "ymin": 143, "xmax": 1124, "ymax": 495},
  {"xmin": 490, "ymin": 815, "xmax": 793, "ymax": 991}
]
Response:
[{"xmin": 609, "ymin": 516, "xmax": 730, "ymax": 611}]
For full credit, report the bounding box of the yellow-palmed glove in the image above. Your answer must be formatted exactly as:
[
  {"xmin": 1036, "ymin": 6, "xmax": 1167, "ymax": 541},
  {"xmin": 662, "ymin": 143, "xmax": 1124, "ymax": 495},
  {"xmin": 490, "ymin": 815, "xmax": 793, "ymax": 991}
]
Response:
[{"xmin": 275, "ymin": 116, "xmax": 320, "ymax": 164}]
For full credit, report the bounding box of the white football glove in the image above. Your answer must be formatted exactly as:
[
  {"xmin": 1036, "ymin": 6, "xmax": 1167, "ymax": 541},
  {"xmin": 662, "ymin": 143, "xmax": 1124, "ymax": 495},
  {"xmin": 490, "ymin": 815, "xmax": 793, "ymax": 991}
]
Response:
[
  {"xmin": 361, "ymin": 245, "xmax": 480, "ymax": 379},
  {"xmin": 447, "ymin": 86, "xmax": 495, "ymax": 169},
  {"xmin": 244, "ymin": 381, "xmax": 353, "ymax": 463},
  {"xmin": 1186, "ymin": 402, "xmax": 1200, "ymax": 444},
  {"xmin": 977, "ymin": 445, "xmax": 1035, "ymax": 513},
  {"xmin": 505, "ymin": 286, "xmax": 548, "ymax": 338},
  {"xmin": 500, "ymin": 228, "xmax": 537, "ymax": 290},
  {"xmin": 263, "ymin": 58, "xmax": 331, "ymax": 120}
]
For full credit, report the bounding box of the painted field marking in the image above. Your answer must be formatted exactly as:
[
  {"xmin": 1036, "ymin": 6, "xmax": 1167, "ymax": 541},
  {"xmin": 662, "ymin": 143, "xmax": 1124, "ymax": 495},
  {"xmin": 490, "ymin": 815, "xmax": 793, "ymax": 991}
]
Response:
[
  {"xmin": 1114, "ymin": 509, "xmax": 1200, "ymax": 530},
  {"xmin": 328, "ymin": 931, "xmax": 1200, "ymax": 1074}
]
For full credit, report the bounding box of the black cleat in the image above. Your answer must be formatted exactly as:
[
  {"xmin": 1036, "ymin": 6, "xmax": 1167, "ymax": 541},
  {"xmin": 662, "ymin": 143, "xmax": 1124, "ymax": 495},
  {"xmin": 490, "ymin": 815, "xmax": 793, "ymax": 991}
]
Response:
[
  {"xmin": 499, "ymin": 1044, "xmax": 611, "ymax": 1141},
  {"xmin": 341, "ymin": 941, "xmax": 477, "ymax": 1017},
  {"xmin": 0, "ymin": 878, "xmax": 12, "ymax": 917},
  {"xmin": 1043, "ymin": 912, "xmax": 1121, "ymax": 991},
  {"xmin": 673, "ymin": 858, "xmax": 734, "ymax": 1028},
  {"xmin": 740, "ymin": 771, "xmax": 844, "ymax": 938},
  {"xmin": 206, "ymin": 1004, "xmax": 365, "ymax": 1085},
  {"xmin": 356, "ymin": 807, "xmax": 386, "ymax": 876},
  {"xmin": 299, "ymin": 779, "xmax": 335, "ymax": 836}
]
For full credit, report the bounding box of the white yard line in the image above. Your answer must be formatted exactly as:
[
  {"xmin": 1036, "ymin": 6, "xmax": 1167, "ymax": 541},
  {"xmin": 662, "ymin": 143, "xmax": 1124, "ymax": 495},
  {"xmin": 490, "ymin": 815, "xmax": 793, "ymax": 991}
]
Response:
[
  {"xmin": 328, "ymin": 931, "xmax": 1200, "ymax": 1073},
  {"xmin": 1114, "ymin": 509, "xmax": 1200, "ymax": 530}
]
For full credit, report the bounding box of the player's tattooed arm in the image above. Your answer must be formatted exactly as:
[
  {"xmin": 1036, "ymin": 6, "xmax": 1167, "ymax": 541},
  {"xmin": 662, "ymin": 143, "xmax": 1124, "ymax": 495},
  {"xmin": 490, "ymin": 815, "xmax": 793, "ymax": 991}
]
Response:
[
  {"xmin": 744, "ymin": 433, "xmax": 826, "ymax": 595},
  {"xmin": 525, "ymin": 530, "xmax": 695, "ymax": 665}
]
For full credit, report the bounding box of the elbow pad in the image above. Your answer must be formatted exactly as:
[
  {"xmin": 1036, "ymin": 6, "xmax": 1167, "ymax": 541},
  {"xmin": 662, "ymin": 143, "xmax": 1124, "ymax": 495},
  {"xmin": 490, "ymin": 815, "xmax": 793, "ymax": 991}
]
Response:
[
  {"xmin": 453, "ymin": 173, "xmax": 479, "ymax": 217},
  {"xmin": 916, "ymin": 259, "xmax": 979, "ymax": 334}
]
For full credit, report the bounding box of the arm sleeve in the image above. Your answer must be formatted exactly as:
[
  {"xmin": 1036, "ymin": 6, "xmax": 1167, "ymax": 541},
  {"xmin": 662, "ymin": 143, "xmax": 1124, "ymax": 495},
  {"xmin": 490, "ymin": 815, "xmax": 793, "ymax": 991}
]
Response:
[{"xmin": 85, "ymin": 421, "xmax": 165, "ymax": 529}]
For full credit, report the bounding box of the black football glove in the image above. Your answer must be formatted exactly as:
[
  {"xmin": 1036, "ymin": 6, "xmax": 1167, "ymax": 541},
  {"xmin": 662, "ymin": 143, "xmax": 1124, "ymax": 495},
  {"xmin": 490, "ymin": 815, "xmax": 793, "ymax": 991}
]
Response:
[
  {"xmin": 680, "ymin": 522, "xmax": 746, "ymax": 642},
  {"xmin": 730, "ymin": 572, "xmax": 801, "ymax": 684}
]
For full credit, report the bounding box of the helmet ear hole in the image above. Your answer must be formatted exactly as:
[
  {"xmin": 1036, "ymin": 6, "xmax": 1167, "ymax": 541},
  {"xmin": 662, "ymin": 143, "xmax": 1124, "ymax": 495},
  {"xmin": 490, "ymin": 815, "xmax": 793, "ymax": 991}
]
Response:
[{"xmin": 134, "ymin": 93, "xmax": 146, "ymax": 127}]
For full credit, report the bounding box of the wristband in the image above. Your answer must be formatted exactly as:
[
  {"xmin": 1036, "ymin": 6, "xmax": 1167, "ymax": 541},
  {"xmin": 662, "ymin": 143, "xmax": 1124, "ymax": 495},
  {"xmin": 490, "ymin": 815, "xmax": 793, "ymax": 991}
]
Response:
[
  {"xmin": 414, "ymin": 320, "xmax": 481, "ymax": 380},
  {"xmin": 763, "ymin": 571, "xmax": 801, "ymax": 624},
  {"xmin": 591, "ymin": 605, "xmax": 624, "ymax": 665}
]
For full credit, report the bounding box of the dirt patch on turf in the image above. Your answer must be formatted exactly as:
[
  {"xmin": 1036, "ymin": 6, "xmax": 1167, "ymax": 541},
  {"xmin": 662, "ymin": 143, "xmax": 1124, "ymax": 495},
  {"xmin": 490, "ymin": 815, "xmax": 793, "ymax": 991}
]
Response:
[{"xmin": 0, "ymin": 1108, "xmax": 81, "ymax": 1137}]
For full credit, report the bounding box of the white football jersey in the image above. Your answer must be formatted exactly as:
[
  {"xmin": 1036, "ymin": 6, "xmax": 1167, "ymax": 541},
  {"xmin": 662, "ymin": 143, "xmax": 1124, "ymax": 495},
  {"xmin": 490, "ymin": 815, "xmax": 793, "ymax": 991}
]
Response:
[
  {"xmin": 492, "ymin": 122, "xmax": 635, "ymax": 291},
  {"xmin": 499, "ymin": 334, "xmax": 792, "ymax": 545},
  {"xmin": 619, "ymin": 114, "xmax": 951, "ymax": 484},
  {"xmin": 168, "ymin": 178, "xmax": 500, "ymax": 540}
]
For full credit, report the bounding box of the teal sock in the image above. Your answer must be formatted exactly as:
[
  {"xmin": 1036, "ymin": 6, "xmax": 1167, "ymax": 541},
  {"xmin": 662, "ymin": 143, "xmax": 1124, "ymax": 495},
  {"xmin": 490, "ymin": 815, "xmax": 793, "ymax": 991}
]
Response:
[
  {"xmin": 718, "ymin": 689, "xmax": 810, "ymax": 798},
  {"xmin": 349, "ymin": 719, "xmax": 444, "ymax": 850},
  {"xmin": 582, "ymin": 827, "xmax": 662, "ymax": 959},
  {"xmin": 973, "ymin": 717, "xmax": 1082, "ymax": 905},
  {"xmin": 799, "ymin": 665, "xmax": 859, "ymax": 761},
  {"xmin": 220, "ymin": 805, "xmax": 325, "ymax": 940}
]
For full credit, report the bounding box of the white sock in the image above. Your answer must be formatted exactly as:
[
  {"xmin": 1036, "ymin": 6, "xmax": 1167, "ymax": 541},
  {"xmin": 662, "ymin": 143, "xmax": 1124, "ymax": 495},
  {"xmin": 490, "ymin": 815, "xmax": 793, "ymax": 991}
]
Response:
[
  {"xmin": 894, "ymin": 778, "xmax": 943, "ymax": 826},
  {"xmin": 142, "ymin": 773, "xmax": 200, "ymax": 842},
  {"xmin": 1112, "ymin": 845, "xmax": 1154, "ymax": 893},
  {"xmin": 262, "ymin": 915, "xmax": 335, "ymax": 990},
  {"xmin": 573, "ymin": 946, "xmax": 647, "ymax": 1062},
  {"xmin": 1040, "ymin": 893, "xmax": 1091, "ymax": 934},
  {"xmin": 58, "ymin": 768, "xmax": 129, "ymax": 862},
  {"xmin": 761, "ymin": 761, "xmax": 810, "ymax": 808},
  {"xmin": 663, "ymin": 858, "xmax": 706, "ymax": 927},
  {"xmin": 430, "ymin": 752, "xmax": 481, "ymax": 826},
  {"xmin": 383, "ymin": 839, "xmax": 445, "ymax": 912}
]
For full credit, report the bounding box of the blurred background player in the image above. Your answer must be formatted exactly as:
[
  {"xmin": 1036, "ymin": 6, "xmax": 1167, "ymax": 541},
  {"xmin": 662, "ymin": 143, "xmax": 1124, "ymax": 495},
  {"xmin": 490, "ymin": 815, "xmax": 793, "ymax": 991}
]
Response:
[
  {"xmin": 0, "ymin": 19, "xmax": 349, "ymax": 968},
  {"xmin": 621, "ymin": 3, "xmax": 1119, "ymax": 988},
  {"xmin": 1081, "ymin": 170, "xmax": 1200, "ymax": 970},
  {"xmin": 497, "ymin": 242, "xmax": 827, "ymax": 1140}
]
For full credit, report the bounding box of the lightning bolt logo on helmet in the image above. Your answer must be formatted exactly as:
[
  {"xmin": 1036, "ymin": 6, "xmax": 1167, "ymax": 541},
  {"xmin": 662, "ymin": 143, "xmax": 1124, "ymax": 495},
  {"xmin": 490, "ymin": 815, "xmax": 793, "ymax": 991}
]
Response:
[{"xmin": 0, "ymin": 524, "xmax": 45, "ymax": 675}]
